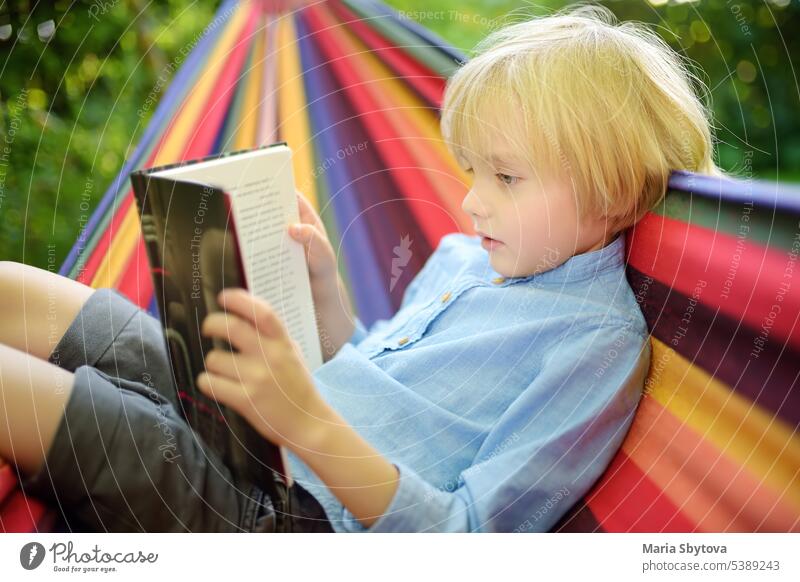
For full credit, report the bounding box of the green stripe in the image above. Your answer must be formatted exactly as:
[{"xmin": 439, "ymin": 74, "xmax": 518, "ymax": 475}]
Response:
[
  {"xmin": 310, "ymin": 138, "xmax": 358, "ymax": 311},
  {"xmin": 341, "ymin": 0, "xmax": 460, "ymax": 78},
  {"xmin": 650, "ymin": 188, "xmax": 800, "ymax": 253}
]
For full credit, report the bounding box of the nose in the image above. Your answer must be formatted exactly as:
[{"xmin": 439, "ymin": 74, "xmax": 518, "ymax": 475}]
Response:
[{"xmin": 461, "ymin": 186, "xmax": 489, "ymax": 220}]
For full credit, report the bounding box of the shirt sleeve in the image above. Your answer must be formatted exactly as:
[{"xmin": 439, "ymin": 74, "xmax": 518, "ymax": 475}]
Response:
[{"xmin": 338, "ymin": 320, "xmax": 651, "ymax": 532}]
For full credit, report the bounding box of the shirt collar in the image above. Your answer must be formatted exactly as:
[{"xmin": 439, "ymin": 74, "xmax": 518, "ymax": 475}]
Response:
[{"xmin": 486, "ymin": 231, "xmax": 626, "ymax": 285}]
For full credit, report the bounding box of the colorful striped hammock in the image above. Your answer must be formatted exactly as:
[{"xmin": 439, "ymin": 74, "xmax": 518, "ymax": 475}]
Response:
[{"xmin": 2, "ymin": 0, "xmax": 798, "ymax": 532}]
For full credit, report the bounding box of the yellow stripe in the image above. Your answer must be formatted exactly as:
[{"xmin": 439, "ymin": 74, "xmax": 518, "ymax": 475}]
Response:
[
  {"xmin": 235, "ymin": 15, "xmax": 266, "ymax": 150},
  {"xmin": 89, "ymin": 205, "xmax": 140, "ymax": 289},
  {"xmin": 344, "ymin": 39, "xmax": 464, "ymax": 180},
  {"xmin": 313, "ymin": 5, "xmax": 469, "ymax": 231},
  {"xmin": 156, "ymin": 4, "xmax": 250, "ymax": 164},
  {"xmin": 647, "ymin": 338, "xmax": 800, "ymax": 505},
  {"xmin": 91, "ymin": 6, "xmax": 250, "ymax": 289},
  {"xmin": 276, "ymin": 15, "xmax": 317, "ymax": 209},
  {"xmin": 324, "ymin": 5, "xmax": 467, "ymax": 184}
]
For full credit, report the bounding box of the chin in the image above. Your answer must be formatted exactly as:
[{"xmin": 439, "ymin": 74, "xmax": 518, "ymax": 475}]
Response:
[
  {"xmin": 489, "ymin": 256, "xmax": 538, "ymax": 279},
  {"xmin": 488, "ymin": 258, "xmax": 515, "ymax": 278}
]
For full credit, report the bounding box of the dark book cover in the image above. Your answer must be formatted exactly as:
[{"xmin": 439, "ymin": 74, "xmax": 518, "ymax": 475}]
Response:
[{"xmin": 130, "ymin": 144, "xmax": 291, "ymax": 503}]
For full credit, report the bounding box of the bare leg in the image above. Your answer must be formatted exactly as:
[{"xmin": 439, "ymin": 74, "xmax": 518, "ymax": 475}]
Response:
[
  {"xmin": 0, "ymin": 342, "xmax": 74, "ymax": 475},
  {"xmin": 0, "ymin": 261, "xmax": 93, "ymax": 473},
  {"xmin": 0, "ymin": 261, "xmax": 95, "ymax": 361}
]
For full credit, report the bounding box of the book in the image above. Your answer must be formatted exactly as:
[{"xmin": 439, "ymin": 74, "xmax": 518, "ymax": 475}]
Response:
[{"xmin": 130, "ymin": 142, "xmax": 323, "ymax": 501}]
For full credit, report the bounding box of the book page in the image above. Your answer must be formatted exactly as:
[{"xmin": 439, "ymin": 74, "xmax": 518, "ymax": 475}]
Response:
[{"xmin": 154, "ymin": 146, "xmax": 324, "ymax": 372}]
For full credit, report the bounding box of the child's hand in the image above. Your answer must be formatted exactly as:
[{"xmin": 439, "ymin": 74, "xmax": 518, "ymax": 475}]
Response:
[
  {"xmin": 197, "ymin": 288, "xmax": 326, "ymax": 448},
  {"xmin": 289, "ymin": 191, "xmax": 338, "ymax": 297},
  {"xmin": 200, "ymin": 289, "xmax": 400, "ymax": 528},
  {"xmin": 289, "ymin": 190, "xmax": 355, "ymax": 362}
]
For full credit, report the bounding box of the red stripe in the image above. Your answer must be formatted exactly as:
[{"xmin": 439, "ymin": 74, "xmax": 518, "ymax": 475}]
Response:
[
  {"xmin": 182, "ymin": 6, "xmax": 259, "ymax": 159},
  {"xmin": 115, "ymin": 235, "xmax": 155, "ymax": 309},
  {"xmin": 0, "ymin": 490, "xmax": 50, "ymax": 533},
  {"xmin": 0, "ymin": 463, "xmax": 16, "ymax": 505},
  {"xmin": 586, "ymin": 451, "xmax": 698, "ymax": 532},
  {"xmin": 328, "ymin": 0, "xmax": 446, "ymax": 108},
  {"xmin": 75, "ymin": 194, "xmax": 135, "ymax": 285},
  {"xmin": 627, "ymin": 213, "xmax": 800, "ymax": 352},
  {"xmin": 303, "ymin": 5, "xmax": 459, "ymax": 249},
  {"xmin": 74, "ymin": 120, "xmax": 176, "ymax": 284}
]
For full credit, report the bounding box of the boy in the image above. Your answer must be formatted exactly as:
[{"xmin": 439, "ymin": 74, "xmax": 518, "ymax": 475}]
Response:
[{"xmin": 0, "ymin": 5, "xmax": 716, "ymax": 532}]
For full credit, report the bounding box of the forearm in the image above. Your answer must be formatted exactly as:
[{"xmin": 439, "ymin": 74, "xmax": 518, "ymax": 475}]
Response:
[
  {"xmin": 314, "ymin": 274, "xmax": 356, "ymax": 362},
  {"xmin": 291, "ymin": 399, "xmax": 399, "ymax": 528}
]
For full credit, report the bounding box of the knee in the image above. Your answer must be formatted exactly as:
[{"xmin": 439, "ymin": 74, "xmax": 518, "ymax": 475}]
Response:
[
  {"xmin": 0, "ymin": 261, "xmax": 58, "ymax": 299},
  {"xmin": 0, "ymin": 261, "xmax": 94, "ymax": 359},
  {"xmin": 0, "ymin": 262, "xmax": 39, "ymax": 327},
  {"xmin": 0, "ymin": 261, "xmax": 26, "ymax": 297},
  {"xmin": 0, "ymin": 260, "xmax": 90, "ymax": 300},
  {"xmin": 0, "ymin": 262, "xmax": 31, "ymax": 350},
  {"xmin": 0, "ymin": 260, "xmax": 22, "ymax": 277}
]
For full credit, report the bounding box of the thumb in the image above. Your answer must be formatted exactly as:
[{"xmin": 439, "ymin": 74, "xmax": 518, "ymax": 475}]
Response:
[
  {"xmin": 289, "ymin": 223, "xmax": 322, "ymax": 245},
  {"xmin": 288, "ymin": 223, "xmax": 335, "ymax": 278}
]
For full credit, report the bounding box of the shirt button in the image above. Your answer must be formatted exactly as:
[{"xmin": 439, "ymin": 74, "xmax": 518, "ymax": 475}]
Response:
[
  {"xmin": 440, "ymin": 291, "xmax": 452, "ymax": 303},
  {"xmin": 397, "ymin": 336, "xmax": 410, "ymax": 346},
  {"xmin": 492, "ymin": 276, "xmax": 506, "ymax": 284}
]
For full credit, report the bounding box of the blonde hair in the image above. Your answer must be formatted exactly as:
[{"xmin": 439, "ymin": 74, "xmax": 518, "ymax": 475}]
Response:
[{"xmin": 440, "ymin": 4, "xmax": 720, "ymax": 233}]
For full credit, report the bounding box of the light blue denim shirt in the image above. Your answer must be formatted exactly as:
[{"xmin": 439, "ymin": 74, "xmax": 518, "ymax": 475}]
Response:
[{"xmin": 285, "ymin": 231, "xmax": 651, "ymax": 532}]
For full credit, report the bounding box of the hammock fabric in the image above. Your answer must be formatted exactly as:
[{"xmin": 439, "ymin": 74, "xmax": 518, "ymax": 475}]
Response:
[{"xmin": 2, "ymin": 0, "xmax": 798, "ymax": 533}]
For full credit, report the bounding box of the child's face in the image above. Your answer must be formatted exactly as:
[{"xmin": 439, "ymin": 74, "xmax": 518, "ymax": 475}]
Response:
[{"xmin": 459, "ymin": 138, "xmax": 611, "ymax": 278}]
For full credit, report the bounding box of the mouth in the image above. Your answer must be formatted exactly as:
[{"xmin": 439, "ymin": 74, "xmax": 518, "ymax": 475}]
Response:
[{"xmin": 476, "ymin": 230, "xmax": 504, "ymax": 251}]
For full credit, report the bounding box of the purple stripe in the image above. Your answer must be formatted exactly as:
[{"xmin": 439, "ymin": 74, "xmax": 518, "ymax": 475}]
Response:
[
  {"xmin": 297, "ymin": 12, "xmax": 399, "ymax": 324},
  {"xmin": 628, "ymin": 267, "xmax": 800, "ymax": 428},
  {"xmin": 668, "ymin": 170, "xmax": 800, "ymax": 214}
]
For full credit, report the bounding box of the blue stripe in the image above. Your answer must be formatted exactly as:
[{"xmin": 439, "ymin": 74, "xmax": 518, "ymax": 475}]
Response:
[{"xmin": 296, "ymin": 12, "xmax": 395, "ymax": 325}]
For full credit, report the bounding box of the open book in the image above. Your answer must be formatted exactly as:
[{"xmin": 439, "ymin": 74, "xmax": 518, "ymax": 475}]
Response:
[{"xmin": 130, "ymin": 142, "xmax": 323, "ymax": 500}]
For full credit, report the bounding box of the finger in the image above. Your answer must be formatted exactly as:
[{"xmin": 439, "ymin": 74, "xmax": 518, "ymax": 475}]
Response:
[
  {"xmin": 288, "ymin": 222, "xmax": 325, "ymax": 249},
  {"xmin": 196, "ymin": 371, "xmax": 247, "ymax": 410},
  {"xmin": 295, "ymin": 191, "xmax": 325, "ymax": 232},
  {"xmin": 295, "ymin": 190, "xmax": 321, "ymax": 226},
  {"xmin": 217, "ymin": 288, "xmax": 288, "ymax": 340},
  {"xmin": 202, "ymin": 311, "xmax": 269, "ymax": 356},
  {"xmin": 204, "ymin": 349, "xmax": 273, "ymax": 384}
]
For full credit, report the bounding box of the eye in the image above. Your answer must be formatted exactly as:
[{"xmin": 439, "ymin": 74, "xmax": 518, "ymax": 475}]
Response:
[
  {"xmin": 463, "ymin": 166, "xmax": 474, "ymax": 174},
  {"xmin": 496, "ymin": 173, "xmax": 519, "ymax": 186}
]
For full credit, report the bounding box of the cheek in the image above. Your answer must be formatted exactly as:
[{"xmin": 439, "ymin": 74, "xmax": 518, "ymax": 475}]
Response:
[
  {"xmin": 511, "ymin": 197, "xmax": 561, "ymax": 238},
  {"xmin": 514, "ymin": 198, "xmax": 580, "ymax": 256},
  {"xmin": 538, "ymin": 193, "xmax": 579, "ymax": 229}
]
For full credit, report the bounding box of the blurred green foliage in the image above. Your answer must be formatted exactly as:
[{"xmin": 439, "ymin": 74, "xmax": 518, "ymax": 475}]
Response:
[
  {"xmin": 385, "ymin": 0, "xmax": 800, "ymax": 182},
  {"xmin": 0, "ymin": 0, "xmax": 798, "ymax": 270},
  {"xmin": 0, "ymin": 0, "xmax": 215, "ymax": 269}
]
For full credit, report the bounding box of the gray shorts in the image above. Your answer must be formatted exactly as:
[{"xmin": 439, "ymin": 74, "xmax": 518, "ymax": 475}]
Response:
[{"xmin": 19, "ymin": 288, "xmax": 332, "ymax": 533}]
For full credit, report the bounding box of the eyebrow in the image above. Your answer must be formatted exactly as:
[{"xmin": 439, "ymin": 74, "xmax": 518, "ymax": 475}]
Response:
[
  {"xmin": 458, "ymin": 151, "xmax": 525, "ymax": 169},
  {"xmin": 489, "ymin": 154, "xmax": 524, "ymax": 168}
]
